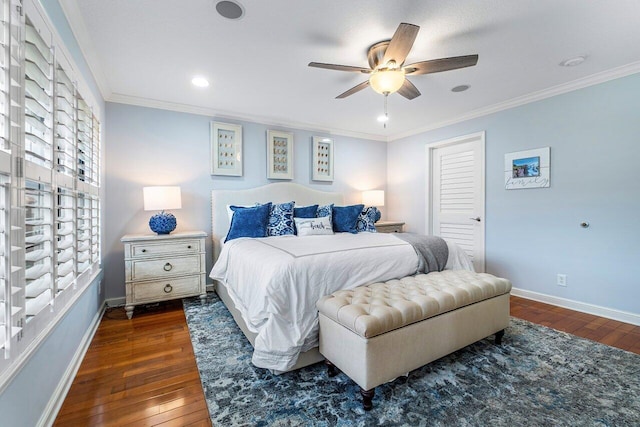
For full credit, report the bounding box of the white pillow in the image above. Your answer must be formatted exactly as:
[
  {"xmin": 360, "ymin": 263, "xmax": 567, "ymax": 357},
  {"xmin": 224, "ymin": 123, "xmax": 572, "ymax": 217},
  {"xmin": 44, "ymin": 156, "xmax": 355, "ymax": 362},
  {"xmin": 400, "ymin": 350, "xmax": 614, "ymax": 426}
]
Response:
[{"xmin": 294, "ymin": 216, "xmax": 334, "ymax": 236}]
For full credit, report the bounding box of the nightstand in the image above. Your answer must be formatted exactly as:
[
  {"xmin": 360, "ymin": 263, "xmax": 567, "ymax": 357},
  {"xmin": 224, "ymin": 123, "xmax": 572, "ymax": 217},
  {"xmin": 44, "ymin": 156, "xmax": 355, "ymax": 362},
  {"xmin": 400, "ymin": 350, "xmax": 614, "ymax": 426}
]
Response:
[
  {"xmin": 375, "ymin": 221, "xmax": 405, "ymax": 233},
  {"xmin": 121, "ymin": 231, "xmax": 207, "ymax": 319}
]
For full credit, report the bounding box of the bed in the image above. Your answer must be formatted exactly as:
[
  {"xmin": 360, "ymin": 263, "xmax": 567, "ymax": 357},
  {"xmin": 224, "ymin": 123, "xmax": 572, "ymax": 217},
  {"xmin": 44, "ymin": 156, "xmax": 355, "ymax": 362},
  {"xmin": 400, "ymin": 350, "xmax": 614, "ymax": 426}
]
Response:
[{"xmin": 209, "ymin": 183, "xmax": 473, "ymax": 373}]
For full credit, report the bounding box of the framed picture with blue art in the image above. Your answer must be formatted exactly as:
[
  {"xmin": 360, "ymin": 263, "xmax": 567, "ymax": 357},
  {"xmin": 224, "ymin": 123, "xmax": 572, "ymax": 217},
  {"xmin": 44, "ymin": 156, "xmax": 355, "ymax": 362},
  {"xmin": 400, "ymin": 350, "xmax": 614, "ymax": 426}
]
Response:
[
  {"xmin": 312, "ymin": 136, "xmax": 334, "ymax": 182},
  {"xmin": 267, "ymin": 130, "xmax": 294, "ymax": 180},
  {"xmin": 211, "ymin": 122, "xmax": 243, "ymax": 176},
  {"xmin": 512, "ymin": 156, "xmax": 540, "ymax": 178},
  {"xmin": 504, "ymin": 147, "xmax": 550, "ymax": 190}
]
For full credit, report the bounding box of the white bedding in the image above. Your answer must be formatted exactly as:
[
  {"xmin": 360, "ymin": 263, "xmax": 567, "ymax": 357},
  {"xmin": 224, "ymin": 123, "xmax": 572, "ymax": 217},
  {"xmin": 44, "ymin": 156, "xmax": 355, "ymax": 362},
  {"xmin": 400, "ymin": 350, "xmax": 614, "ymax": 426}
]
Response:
[{"xmin": 209, "ymin": 232, "xmax": 472, "ymax": 372}]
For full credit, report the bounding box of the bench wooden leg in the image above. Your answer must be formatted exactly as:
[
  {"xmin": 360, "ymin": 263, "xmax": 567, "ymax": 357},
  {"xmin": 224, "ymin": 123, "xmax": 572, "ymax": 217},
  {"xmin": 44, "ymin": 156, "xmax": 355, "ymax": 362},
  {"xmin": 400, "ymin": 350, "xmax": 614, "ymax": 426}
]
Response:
[
  {"xmin": 495, "ymin": 329, "xmax": 505, "ymax": 345},
  {"xmin": 360, "ymin": 388, "xmax": 375, "ymax": 411},
  {"xmin": 325, "ymin": 360, "xmax": 338, "ymax": 377}
]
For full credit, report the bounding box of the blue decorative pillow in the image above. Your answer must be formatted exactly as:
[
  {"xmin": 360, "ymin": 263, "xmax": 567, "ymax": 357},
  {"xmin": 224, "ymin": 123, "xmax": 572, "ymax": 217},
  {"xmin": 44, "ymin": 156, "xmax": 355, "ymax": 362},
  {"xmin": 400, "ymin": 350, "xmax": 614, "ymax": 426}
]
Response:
[
  {"xmin": 294, "ymin": 204, "xmax": 319, "ymax": 218},
  {"xmin": 316, "ymin": 204, "xmax": 334, "ymax": 223},
  {"xmin": 225, "ymin": 203, "xmax": 272, "ymax": 242},
  {"xmin": 356, "ymin": 207, "xmax": 378, "ymax": 233},
  {"xmin": 267, "ymin": 201, "xmax": 295, "ymax": 236},
  {"xmin": 332, "ymin": 204, "xmax": 364, "ymax": 234}
]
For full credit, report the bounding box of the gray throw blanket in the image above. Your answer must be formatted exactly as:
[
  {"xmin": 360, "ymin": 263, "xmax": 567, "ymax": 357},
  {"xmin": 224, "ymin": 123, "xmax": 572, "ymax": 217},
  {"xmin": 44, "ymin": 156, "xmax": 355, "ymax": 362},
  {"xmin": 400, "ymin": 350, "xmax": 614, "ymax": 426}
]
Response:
[{"xmin": 394, "ymin": 233, "xmax": 449, "ymax": 273}]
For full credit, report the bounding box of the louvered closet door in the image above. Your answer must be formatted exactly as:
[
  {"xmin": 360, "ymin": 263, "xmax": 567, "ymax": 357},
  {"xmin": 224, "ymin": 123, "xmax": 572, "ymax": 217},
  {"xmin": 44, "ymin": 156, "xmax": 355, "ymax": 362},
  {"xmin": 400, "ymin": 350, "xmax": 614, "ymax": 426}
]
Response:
[{"xmin": 432, "ymin": 138, "xmax": 484, "ymax": 272}]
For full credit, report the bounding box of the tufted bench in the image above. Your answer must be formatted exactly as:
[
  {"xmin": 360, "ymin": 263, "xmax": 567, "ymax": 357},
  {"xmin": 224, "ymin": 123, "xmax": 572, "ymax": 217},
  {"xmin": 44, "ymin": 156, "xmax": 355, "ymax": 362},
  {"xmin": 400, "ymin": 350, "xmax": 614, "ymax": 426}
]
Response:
[{"xmin": 316, "ymin": 270, "xmax": 512, "ymax": 410}]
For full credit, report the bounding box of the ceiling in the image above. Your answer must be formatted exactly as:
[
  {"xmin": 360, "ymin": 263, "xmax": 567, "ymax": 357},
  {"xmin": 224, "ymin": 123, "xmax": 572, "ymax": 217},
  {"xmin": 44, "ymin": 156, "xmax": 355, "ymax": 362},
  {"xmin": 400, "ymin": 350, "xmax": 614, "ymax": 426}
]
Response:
[{"xmin": 61, "ymin": 0, "xmax": 640, "ymax": 141}]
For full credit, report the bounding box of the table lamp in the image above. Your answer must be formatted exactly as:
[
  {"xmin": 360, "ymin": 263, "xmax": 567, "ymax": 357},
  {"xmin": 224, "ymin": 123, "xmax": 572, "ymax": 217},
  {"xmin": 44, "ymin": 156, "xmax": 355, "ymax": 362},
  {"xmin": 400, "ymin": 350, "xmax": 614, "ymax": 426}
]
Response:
[{"xmin": 143, "ymin": 186, "xmax": 182, "ymax": 234}]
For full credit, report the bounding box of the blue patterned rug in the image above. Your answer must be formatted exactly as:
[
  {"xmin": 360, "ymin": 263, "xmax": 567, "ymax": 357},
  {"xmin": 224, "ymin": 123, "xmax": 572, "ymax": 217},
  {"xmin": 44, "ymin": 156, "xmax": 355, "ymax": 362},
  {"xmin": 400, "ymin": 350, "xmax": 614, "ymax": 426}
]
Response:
[{"xmin": 183, "ymin": 293, "xmax": 639, "ymax": 426}]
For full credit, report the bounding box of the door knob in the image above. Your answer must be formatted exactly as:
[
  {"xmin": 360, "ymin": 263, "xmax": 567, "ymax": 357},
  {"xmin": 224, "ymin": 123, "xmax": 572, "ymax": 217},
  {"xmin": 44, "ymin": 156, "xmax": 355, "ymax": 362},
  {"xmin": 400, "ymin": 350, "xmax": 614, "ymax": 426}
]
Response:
[{"xmin": 469, "ymin": 217, "xmax": 481, "ymax": 222}]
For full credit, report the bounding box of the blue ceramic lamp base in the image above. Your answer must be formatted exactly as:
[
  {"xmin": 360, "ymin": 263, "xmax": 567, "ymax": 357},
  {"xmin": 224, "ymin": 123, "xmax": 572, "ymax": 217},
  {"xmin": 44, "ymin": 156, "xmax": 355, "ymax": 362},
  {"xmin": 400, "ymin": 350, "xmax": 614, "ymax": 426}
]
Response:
[{"xmin": 149, "ymin": 211, "xmax": 177, "ymax": 234}]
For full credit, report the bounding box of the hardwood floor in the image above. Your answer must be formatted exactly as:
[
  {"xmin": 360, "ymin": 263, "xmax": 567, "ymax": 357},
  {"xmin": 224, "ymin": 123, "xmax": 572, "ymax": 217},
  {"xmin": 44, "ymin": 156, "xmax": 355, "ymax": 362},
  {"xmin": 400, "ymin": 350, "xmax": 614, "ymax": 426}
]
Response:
[
  {"xmin": 510, "ymin": 295, "xmax": 640, "ymax": 353},
  {"xmin": 54, "ymin": 300, "xmax": 211, "ymax": 427},
  {"xmin": 54, "ymin": 295, "xmax": 640, "ymax": 426}
]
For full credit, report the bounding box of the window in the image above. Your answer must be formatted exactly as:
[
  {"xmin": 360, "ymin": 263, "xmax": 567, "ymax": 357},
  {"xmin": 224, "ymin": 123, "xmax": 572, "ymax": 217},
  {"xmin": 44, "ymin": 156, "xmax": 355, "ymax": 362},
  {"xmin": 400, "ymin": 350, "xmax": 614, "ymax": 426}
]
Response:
[{"xmin": 0, "ymin": 0, "xmax": 102, "ymax": 382}]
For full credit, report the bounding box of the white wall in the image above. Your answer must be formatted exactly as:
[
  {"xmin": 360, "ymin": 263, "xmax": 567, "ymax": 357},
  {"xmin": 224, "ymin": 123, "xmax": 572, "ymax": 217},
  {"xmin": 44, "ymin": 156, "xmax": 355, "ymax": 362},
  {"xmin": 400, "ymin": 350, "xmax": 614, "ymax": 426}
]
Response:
[
  {"xmin": 388, "ymin": 73, "xmax": 640, "ymax": 316},
  {"xmin": 104, "ymin": 102, "xmax": 387, "ymax": 300}
]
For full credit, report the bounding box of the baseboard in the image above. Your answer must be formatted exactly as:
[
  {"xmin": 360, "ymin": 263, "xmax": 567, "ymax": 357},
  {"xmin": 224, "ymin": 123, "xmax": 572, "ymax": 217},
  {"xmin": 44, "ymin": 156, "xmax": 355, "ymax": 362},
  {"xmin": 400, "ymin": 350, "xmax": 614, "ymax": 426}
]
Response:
[
  {"xmin": 511, "ymin": 287, "xmax": 640, "ymax": 326},
  {"xmin": 38, "ymin": 302, "xmax": 107, "ymax": 427},
  {"xmin": 106, "ymin": 297, "xmax": 126, "ymax": 307}
]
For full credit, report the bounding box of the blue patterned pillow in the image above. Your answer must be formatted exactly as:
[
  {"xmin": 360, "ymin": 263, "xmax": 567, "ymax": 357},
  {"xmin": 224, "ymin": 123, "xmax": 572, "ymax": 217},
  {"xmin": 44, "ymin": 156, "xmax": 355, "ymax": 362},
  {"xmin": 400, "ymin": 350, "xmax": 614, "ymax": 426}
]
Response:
[
  {"xmin": 294, "ymin": 204, "xmax": 319, "ymax": 218},
  {"xmin": 225, "ymin": 203, "xmax": 272, "ymax": 242},
  {"xmin": 332, "ymin": 204, "xmax": 364, "ymax": 234},
  {"xmin": 316, "ymin": 204, "xmax": 333, "ymax": 223},
  {"xmin": 356, "ymin": 207, "xmax": 378, "ymax": 233},
  {"xmin": 267, "ymin": 201, "xmax": 295, "ymax": 236}
]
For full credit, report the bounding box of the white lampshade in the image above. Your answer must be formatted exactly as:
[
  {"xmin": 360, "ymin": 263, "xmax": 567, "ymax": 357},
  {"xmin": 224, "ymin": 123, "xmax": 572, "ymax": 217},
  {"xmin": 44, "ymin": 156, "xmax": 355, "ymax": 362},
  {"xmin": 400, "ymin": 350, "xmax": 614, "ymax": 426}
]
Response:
[
  {"xmin": 143, "ymin": 186, "xmax": 182, "ymax": 211},
  {"xmin": 369, "ymin": 69, "xmax": 405, "ymax": 94},
  {"xmin": 362, "ymin": 190, "xmax": 385, "ymax": 207}
]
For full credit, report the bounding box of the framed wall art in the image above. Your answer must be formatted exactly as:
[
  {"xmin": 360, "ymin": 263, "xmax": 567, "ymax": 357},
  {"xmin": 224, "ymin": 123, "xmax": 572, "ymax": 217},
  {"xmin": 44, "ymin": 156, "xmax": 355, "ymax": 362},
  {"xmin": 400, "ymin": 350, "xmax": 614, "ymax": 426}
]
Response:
[
  {"xmin": 312, "ymin": 136, "xmax": 334, "ymax": 182},
  {"xmin": 211, "ymin": 122, "xmax": 242, "ymax": 176},
  {"xmin": 504, "ymin": 147, "xmax": 550, "ymax": 189},
  {"xmin": 267, "ymin": 130, "xmax": 294, "ymax": 179}
]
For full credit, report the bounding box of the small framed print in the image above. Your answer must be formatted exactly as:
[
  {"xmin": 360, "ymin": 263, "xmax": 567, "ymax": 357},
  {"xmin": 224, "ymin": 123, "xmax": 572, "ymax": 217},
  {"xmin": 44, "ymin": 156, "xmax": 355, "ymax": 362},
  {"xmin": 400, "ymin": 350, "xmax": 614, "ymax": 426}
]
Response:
[
  {"xmin": 504, "ymin": 147, "xmax": 550, "ymax": 189},
  {"xmin": 312, "ymin": 136, "xmax": 334, "ymax": 182},
  {"xmin": 211, "ymin": 122, "xmax": 242, "ymax": 176},
  {"xmin": 267, "ymin": 130, "xmax": 294, "ymax": 180}
]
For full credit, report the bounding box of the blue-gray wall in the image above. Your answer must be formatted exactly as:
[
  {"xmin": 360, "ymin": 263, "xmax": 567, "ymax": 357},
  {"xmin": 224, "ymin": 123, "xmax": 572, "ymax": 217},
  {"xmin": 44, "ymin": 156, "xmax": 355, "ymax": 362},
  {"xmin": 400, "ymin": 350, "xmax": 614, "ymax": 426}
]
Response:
[
  {"xmin": 388, "ymin": 73, "xmax": 640, "ymax": 316},
  {"xmin": 104, "ymin": 103, "xmax": 388, "ymax": 300}
]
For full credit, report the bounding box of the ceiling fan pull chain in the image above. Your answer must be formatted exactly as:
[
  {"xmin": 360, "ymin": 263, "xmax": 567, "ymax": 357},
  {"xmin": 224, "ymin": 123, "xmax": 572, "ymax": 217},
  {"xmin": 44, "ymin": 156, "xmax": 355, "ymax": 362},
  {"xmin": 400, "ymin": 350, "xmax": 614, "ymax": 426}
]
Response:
[{"xmin": 384, "ymin": 93, "xmax": 388, "ymax": 128}]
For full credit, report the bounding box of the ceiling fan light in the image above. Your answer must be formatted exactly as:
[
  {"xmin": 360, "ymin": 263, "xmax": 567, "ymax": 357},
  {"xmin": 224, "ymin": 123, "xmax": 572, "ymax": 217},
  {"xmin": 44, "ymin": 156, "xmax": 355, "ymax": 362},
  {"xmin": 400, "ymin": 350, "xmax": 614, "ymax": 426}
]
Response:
[{"xmin": 369, "ymin": 69, "xmax": 405, "ymax": 94}]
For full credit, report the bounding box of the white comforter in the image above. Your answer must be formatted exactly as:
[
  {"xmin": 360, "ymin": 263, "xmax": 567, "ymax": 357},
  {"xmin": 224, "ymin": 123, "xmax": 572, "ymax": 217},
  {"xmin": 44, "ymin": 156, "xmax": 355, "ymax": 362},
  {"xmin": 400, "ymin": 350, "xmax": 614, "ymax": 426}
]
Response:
[{"xmin": 209, "ymin": 232, "xmax": 471, "ymax": 371}]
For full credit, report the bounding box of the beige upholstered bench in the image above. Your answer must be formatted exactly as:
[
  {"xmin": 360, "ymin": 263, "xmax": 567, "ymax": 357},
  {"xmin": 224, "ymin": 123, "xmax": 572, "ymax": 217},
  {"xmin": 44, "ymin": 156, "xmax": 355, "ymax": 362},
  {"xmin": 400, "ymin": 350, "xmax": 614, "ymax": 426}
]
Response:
[{"xmin": 316, "ymin": 270, "xmax": 512, "ymax": 410}]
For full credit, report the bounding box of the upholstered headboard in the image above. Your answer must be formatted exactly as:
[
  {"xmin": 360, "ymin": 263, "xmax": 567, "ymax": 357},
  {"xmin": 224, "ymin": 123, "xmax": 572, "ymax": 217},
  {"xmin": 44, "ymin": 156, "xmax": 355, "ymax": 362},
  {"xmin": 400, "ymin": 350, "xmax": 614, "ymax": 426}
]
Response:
[{"xmin": 211, "ymin": 183, "xmax": 344, "ymax": 260}]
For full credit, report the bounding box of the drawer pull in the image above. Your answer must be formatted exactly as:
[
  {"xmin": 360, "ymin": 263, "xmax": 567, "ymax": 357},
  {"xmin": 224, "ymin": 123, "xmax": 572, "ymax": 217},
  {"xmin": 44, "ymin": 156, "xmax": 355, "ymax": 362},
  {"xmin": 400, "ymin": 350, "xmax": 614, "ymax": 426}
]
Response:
[
  {"xmin": 164, "ymin": 284, "xmax": 173, "ymax": 293},
  {"xmin": 163, "ymin": 262, "xmax": 173, "ymax": 271},
  {"xmin": 187, "ymin": 245, "xmax": 192, "ymax": 249},
  {"xmin": 141, "ymin": 249, "xmax": 147, "ymax": 253}
]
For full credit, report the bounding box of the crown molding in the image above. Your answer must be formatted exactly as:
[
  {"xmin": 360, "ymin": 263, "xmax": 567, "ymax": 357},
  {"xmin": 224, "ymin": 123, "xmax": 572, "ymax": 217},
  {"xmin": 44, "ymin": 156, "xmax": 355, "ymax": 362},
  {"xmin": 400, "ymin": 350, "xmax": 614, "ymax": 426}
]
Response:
[
  {"xmin": 58, "ymin": 0, "xmax": 112, "ymax": 99},
  {"xmin": 388, "ymin": 61, "xmax": 640, "ymax": 141},
  {"xmin": 107, "ymin": 93, "xmax": 388, "ymax": 142}
]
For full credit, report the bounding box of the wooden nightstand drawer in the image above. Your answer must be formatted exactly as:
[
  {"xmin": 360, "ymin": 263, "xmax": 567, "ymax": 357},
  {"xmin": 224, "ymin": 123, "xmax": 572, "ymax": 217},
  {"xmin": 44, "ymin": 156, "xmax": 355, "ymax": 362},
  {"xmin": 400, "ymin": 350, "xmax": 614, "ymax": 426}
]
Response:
[
  {"xmin": 129, "ymin": 255, "xmax": 201, "ymax": 281},
  {"xmin": 376, "ymin": 221, "xmax": 405, "ymax": 233},
  {"xmin": 130, "ymin": 239, "xmax": 201, "ymax": 258},
  {"xmin": 132, "ymin": 276, "xmax": 202, "ymax": 303}
]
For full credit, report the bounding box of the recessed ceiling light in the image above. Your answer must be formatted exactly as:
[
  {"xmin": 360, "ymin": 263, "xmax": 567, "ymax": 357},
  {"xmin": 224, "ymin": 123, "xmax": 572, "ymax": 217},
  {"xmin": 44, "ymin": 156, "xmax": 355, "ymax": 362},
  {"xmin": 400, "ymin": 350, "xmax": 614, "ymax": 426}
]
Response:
[
  {"xmin": 191, "ymin": 76, "xmax": 210, "ymax": 88},
  {"xmin": 451, "ymin": 85, "xmax": 470, "ymax": 92},
  {"xmin": 216, "ymin": 1, "xmax": 244, "ymax": 20},
  {"xmin": 559, "ymin": 56, "xmax": 587, "ymax": 67},
  {"xmin": 377, "ymin": 114, "xmax": 389, "ymax": 123}
]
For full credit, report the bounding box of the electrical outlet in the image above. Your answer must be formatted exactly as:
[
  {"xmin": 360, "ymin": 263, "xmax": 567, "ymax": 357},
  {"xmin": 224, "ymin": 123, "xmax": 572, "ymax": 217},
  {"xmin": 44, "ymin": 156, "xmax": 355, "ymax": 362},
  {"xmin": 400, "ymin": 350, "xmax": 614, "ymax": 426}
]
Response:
[{"xmin": 557, "ymin": 274, "xmax": 567, "ymax": 287}]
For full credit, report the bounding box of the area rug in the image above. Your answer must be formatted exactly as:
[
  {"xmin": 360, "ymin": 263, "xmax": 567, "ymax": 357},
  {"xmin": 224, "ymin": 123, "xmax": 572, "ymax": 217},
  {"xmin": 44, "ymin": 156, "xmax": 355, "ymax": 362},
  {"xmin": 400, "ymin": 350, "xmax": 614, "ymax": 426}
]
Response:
[{"xmin": 184, "ymin": 294, "xmax": 640, "ymax": 426}]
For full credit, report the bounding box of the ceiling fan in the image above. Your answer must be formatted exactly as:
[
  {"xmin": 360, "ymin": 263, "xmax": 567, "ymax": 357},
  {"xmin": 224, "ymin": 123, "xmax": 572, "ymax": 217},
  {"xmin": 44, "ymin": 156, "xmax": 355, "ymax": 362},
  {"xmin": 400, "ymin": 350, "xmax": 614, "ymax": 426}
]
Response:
[{"xmin": 308, "ymin": 23, "xmax": 478, "ymax": 100}]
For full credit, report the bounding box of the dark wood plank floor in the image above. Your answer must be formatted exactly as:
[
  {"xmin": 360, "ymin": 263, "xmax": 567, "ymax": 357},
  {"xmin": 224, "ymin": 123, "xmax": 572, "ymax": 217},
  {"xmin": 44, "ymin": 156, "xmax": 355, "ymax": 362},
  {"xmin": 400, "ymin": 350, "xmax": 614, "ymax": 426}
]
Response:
[
  {"xmin": 511, "ymin": 295, "xmax": 640, "ymax": 353},
  {"xmin": 54, "ymin": 300, "xmax": 211, "ymax": 427},
  {"xmin": 55, "ymin": 295, "xmax": 640, "ymax": 426}
]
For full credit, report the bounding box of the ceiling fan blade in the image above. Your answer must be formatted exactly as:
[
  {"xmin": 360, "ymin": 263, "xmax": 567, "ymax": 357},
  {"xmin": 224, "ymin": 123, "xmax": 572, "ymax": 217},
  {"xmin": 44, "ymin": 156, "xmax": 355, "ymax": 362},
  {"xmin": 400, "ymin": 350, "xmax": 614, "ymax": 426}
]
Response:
[
  {"xmin": 404, "ymin": 54, "xmax": 479, "ymax": 75},
  {"xmin": 382, "ymin": 23, "xmax": 420, "ymax": 66},
  {"xmin": 308, "ymin": 62, "xmax": 371, "ymax": 73},
  {"xmin": 397, "ymin": 79, "xmax": 421, "ymax": 100},
  {"xmin": 336, "ymin": 81, "xmax": 370, "ymax": 99}
]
